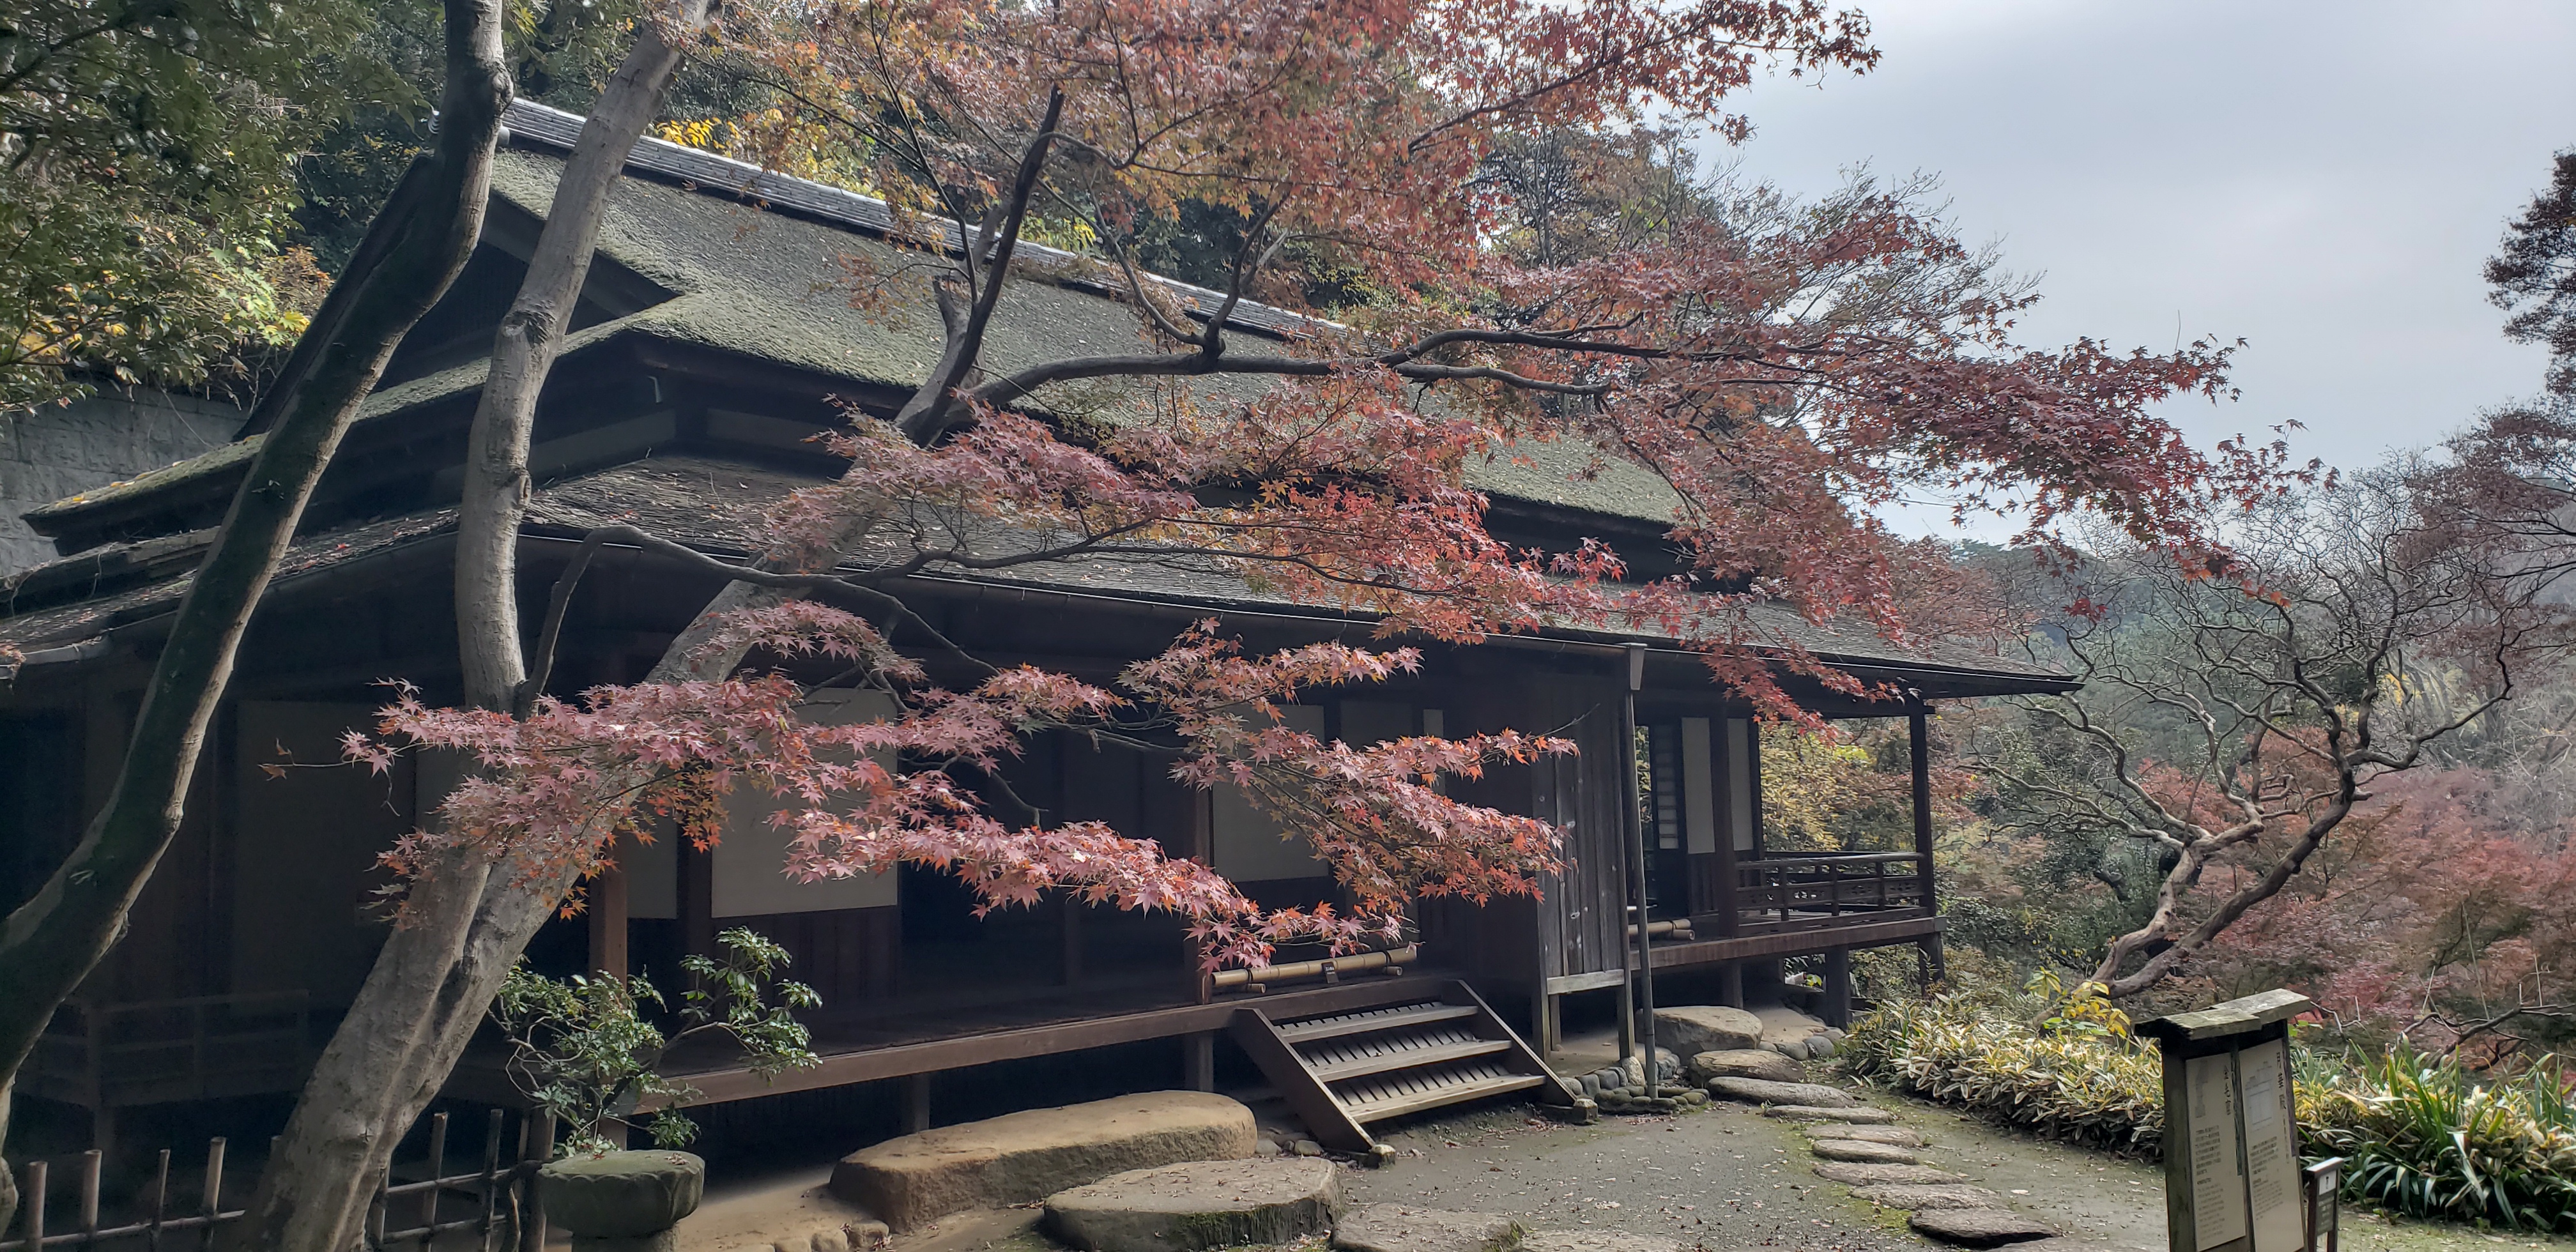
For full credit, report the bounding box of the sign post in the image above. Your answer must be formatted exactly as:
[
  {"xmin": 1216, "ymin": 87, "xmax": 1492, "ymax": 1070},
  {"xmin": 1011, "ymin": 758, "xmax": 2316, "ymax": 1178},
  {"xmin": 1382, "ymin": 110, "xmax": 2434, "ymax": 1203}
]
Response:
[{"xmin": 2138, "ymin": 989, "xmax": 2330, "ymax": 1252}]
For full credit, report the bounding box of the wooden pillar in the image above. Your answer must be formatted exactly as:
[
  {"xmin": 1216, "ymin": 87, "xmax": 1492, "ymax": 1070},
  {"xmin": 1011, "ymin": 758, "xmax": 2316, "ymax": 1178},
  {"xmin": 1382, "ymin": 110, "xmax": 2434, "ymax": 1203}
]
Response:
[
  {"xmin": 1908, "ymin": 698, "xmax": 1935, "ymax": 916},
  {"xmin": 587, "ymin": 866, "xmax": 629, "ymax": 981},
  {"xmin": 1186, "ymin": 791, "xmax": 1214, "ymax": 1004},
  {"xmin": 904, "ymin": 1073, "xmax": 931, "ymax": 1134},
  {"xmin": 1184, "ymin": 1032, "xmax": 1215, "ymax": 1092},
  {"xmin": 1821, "ymin": 949, "xmax": 1852, "ymax": 1028},
  {"xmin": 1060, "ymin": 896, "xmax": 1084, "ymax": 988},
  {"xmin": 1716, "ymin": 961, "xmax": 1744, "ymax": 1009},
  {"xmin": 678, "ymin": 840, "xmax": 715, "ymax": 959}
]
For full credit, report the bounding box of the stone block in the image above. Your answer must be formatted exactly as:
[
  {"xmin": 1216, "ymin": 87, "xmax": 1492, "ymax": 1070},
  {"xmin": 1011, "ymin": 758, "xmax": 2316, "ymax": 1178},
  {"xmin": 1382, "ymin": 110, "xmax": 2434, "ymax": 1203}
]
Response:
[
  {"xmin": 1519, "ymin": 1232, "xmax": 1680, "ymax": 1252},
  {"xmin": 830, "ymin": 1091, "xmax": 1256, "ymax": 1230},
  {"xmin": 1849, "ymin": 1184, "xmax": 2005, "ymax": 1212},
  {"xmin": 1703, "ymin": 1078, "xmax": 1861, "ymax": 1108},
  {"xmin": 1653, "ymin": 1005, "xmax": 1761, "ymax": 1055},
  {"xmin": 1045, "ymin": 1159, "xmax": 1340, "ymax": 1252},
  {"xmin": 1686, "ymin": 1050, "xmax": 1802, "ymax": 1083},
  {"xmin": 1806, "ymin": 1125, "xmax": 1924, "ymax": 1147},
  {"xmin": 1763, "ymin": 1105, "xmax": 1894, "ymax": 1124},
  {"xmin": 1907, "ymin": 1207, "xmax": 2058, "ymax": 1247},
  {"xmin": 1811, "ymin": 1162, "xmax": 1966, "ymax": 1187},
  {"xmin": 1810, "ymin": 1140, "xmax": 1919, "ymax": 1164}
]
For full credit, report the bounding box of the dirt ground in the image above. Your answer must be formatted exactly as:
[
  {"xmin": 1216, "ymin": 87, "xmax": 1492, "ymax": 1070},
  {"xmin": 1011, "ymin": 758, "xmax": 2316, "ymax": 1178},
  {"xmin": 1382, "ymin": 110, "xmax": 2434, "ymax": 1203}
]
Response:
[{"xmin": 674, "ymin": 1088, "xmax": 2576, "ymax": 1252}]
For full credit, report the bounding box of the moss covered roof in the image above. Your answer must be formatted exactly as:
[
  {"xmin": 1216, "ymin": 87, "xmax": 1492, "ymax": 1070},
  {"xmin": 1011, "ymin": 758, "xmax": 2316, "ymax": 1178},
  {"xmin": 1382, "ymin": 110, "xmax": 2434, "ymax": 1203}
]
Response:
[{"xmin": 31, "ymin": 114, "xmax": 1683, "ymax": 533}]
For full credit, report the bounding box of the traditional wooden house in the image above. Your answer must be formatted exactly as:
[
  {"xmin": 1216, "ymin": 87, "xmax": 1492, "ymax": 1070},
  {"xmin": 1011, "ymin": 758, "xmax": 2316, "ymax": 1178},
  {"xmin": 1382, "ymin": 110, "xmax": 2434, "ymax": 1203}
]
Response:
[{"xmin": 0, "ymin": 102, "xmax": 2073, "ymax": 1156}]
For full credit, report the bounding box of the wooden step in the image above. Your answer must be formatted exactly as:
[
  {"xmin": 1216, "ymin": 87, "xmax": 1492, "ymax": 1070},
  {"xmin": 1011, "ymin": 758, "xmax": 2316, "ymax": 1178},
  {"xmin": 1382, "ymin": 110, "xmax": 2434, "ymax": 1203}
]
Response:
[
  {"xmin": 1343, "ymin": 1071, "xmax": 1547, "ymax": 1123},
  {"xmin": 1274, "ymin": 1003, "xmax": 1478, "ymax": 1044},
  {"xmin": 1306, "ymin": 1038, "xmax": 1511, "ymax": 1083}
]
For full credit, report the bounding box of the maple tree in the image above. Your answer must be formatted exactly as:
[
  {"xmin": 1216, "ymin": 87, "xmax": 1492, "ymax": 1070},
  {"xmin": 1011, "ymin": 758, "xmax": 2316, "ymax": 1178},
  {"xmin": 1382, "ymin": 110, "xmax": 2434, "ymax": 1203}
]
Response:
[
  {"xmin": 216, "ymin": 0, "xmax": 2299, "ymax": 1241},
  {"xmin": 1969, "ymin": 464, "xmax": 2569, "ymax": 1000}
]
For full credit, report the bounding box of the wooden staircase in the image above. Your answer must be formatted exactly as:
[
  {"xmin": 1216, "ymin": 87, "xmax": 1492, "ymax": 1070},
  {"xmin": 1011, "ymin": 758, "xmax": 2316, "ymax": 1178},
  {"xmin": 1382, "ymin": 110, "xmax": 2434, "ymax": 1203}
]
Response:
[{"xmin": 1229, "ymin": 981, "xmax": 1573, "ymax": 1153}]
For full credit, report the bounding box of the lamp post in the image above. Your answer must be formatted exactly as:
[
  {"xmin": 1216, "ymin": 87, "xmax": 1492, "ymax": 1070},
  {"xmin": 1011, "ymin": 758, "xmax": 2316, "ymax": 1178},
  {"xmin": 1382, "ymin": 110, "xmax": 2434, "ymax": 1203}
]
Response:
[{"xmin": 1622, "ymin": 643, "xmax": 1658, "ymax": 1097}]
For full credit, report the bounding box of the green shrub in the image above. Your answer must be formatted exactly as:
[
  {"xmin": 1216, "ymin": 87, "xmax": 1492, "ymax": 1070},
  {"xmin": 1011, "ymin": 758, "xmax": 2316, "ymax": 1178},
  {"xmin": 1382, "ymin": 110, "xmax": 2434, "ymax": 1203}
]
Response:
[
  {"xmin": 1842, "ymin": 984, "xmax": 2167, "ymax": 1154},
  {"xmin": 1846, "ymin": 979, "xmax": 2576, "ymax": 1232},
  {"xmin": 2308, "ymin": 1053, "xmax": 2576, "ymax": 1232}
]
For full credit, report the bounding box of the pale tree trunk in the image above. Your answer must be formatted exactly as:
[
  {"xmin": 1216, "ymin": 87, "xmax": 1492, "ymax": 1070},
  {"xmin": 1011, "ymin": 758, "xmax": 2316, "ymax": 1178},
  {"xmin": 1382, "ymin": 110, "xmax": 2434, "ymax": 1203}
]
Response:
[
  {"xmin": 0, "ymin": 0, "xmax": 509, "ymax": 1223},
  {"xmin": 229, "ymin": 8, "xmax": 714, "ymax": 1248},
  {"xmin": 235, "ymin": 73, "xmax": 1052, "ymax": 1248},
  {"xmin": 2094, "ymin": 798, "xmax": 2352, "ymax": 998}
]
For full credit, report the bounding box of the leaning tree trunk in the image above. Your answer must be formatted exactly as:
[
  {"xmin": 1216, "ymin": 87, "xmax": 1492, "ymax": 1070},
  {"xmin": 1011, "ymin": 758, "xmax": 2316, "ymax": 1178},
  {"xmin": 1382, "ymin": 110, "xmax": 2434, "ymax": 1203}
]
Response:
[
  {"xmin": 230, "ymin": 7, "xmax": 713, "ymax": 1247},
  {"xmin": 0, "ymin": 0, "xmax": 509, "ymax": 1218}
]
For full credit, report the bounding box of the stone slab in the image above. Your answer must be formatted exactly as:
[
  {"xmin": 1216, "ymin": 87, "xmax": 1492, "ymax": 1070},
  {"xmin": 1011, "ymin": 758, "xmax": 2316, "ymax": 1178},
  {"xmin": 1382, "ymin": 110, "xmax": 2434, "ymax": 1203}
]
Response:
[
  {"xmin": 1687, "ymin": 1049, "xmax": 1802, "ymax": 1083},
  {"xmin": 831, "ymin": 1092, "xmax": 1256, "ymax": 1230},
  {"xmin": 1811, "ymin": 1162, "xmax": 1966, "ymax": 1187},
  {"xmin": 1762, "ymin": 1105, "xmax": 1894, "ymax": 1124},
  {"xmin": 1809, "ymin": 1139, "xmax": 1920, "ymax": 1164},
  {"xmin": 1654, "ymin": 1005, "xmax": 1762, "ymax": 1055},
  {"xmin": 1752, "ymin": 1005, "xmax": 1827, "ymax": 1050},
  {"xmin": 1703, "ymin": 1078, "xmax": 1861, "ymax": 1108},
  {"xmin": 1333, "ymin": 1205, "xmax": 1522, "ymax": 1252},
  {"xmin": 1850, "ymin": 1185, "xmax": 2006, "ymax": 1212},
  {"xmin": 1520, "ymin": 1232, "xmax": 1682, "ymax": 1252},
  {"xmin": 1805, "ymin": 1125, "xmax": 1924, "ymax": 1147},
  {"xmin": 1907, "ymin": 1207, "xmax": 2058, "ymax": 1247},
  {"xmin": 1046, "ymin": 1159, "xmax": 1340, "ymax": 1252}
]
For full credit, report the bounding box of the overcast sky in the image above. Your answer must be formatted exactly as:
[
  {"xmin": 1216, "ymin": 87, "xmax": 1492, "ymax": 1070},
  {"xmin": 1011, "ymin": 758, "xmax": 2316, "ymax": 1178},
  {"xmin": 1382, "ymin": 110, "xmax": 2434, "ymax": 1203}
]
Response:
[{"xmin": 1708, "ymin": 0, "xmax": 2576, "ymax": 532}]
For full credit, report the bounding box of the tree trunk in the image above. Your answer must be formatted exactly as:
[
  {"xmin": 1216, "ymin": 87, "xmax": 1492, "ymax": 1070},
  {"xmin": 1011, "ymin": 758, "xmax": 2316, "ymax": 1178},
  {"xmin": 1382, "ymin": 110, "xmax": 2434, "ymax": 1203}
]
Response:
[
  {"xmin": 2097, "ymin": 800, "xmax": 2352, "ymax": 998},
  {"xmin": 231, "ymin": 9, "xmax": 712, "ymax": 1247},
  {"xmin": 0, "ymin": 0, "xmax": 509, "ymax": 1190},
  {"xmin": 456, "ymin": 0, "xmax": 712, "ymax": 715}
]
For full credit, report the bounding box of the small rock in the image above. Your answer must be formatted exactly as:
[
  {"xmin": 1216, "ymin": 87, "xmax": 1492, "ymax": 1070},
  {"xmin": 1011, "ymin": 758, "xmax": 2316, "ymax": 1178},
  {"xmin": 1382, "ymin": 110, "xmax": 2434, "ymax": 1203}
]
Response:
[
  {"xmin": 1811, "ymin": 1162, "xmax": 1966, "ymax": 1187},
  {"xmin": 1688, "ymin": 1049, "xmax": 1803, "ymax": 1083},
  {"xmin": 1906, "ymin": 1207, "xmax": 2058, "ymax": 1247},
  {"xmin": 1045, "ymin": 1159, "xmax": 1341, "ymax": 1252},
  {"xmin": 1703, "ymin": 1078, "xmax": 1862, "ymax": 1108},
  {"xmin": 1333, "ymin": 1204, "xmax": 1523, "ymax": 1252},
  {"xmin": 1807, "ymin": 1125, "xmax": 1925, "ymax": 1147},
  {"xmin": 1520, "ymin": 1232, "xmax": 1680, "ymax": 1252},
  {"xmin": 1822, "ymin": 1027, "xmax": 1848, "ymax": 1042},
  {"xmin": 1677, "ymin": 1089, "xmax": 1708, "ymax": 1107},
  {"xmin": 1292, "ymin": 1140, "xmax": 1324, "ymax": 1157},
  {"xmin": 848, "ymin": 1220, "xmax": 890, "ymax": 1248},
  {"xmin": 1593, "ymin": 1068, "xmax": 1624, "ymax": 1090},
  {"xmin": 1654, "ymin": 1005, "xmax": 1763, "ymax": 1055},
  {"xmin": 1850, "ymin": 1184, "xmax": 2006, "ymax": 1212},
  {"xmin": 1810, "ymin": 1140, "xmax": 1919, "ymax": 1164},
  {"xmin": 1256, "ymin": 1139, "xmax": 1282, "ymax": 1157},
  {"xmin": 1763, "ymin": 1104, "xmax": 1894, "ymax": 1124},
  {"xmin": 810, "ymin": 1230, "xmax": 853, "ymax": 1252},
  {"xmin": 1805, "ymin": 1036, "xmax": 1837, "ymax": 1060},
  {"xmin": 1618, "ymin": 1049, "xmax": 1684, "ymax": 1088},
  {"xmin": 1577, "ymin": 1075, "xmax": 1600, "ymax": 1099}
]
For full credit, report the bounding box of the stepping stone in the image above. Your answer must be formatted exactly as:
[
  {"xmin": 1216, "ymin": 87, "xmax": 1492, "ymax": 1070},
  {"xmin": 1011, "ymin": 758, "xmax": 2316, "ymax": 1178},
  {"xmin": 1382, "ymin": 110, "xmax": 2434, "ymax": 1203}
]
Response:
[
  {"xmin": 1753, "ymin": 1005, "xmax": 1828, "ymax": 1054},
  {"xmin": 832, "ymin": 1091, "xmax": 1256, "ymax": 1230},
  {"xmin": 1046, "ymin": 1159, "xmax": 1340, "ymax": 1252},
  {"xmin": 1703, "ymin": 1078, "xmax": 1860, "ymax": 1108},
  {"xmin": 1655, "ymin": 1005, "xmax": 1763, "ymax": 1055},
  {"xmin": 1907, "ymin": 1207, "xmax": 2058, "ymax": 1248},
  {"xmin": 1761, "ymin": 1105, "xmax": 1893, "ymax": 1124},
  {"xmin": 1810, "ymin": 1139, "xmax": 1920, "ymax": 1164},
  {"xmin": 1811, "ymin": 1162, "xmax": 1966, "ymax": 1187},
  {"xmin": 1334, "ymin": 1205, "xmax": 1523, "ymax": 1252},
  {"xmin": 1806, "ymin": 1125, "xmax": 1924, "ymax": 1147},
  {"xmin": 1850, "ymin": 1184, "xmax": 2005, "ymax": 1211},
  {"xmin": 1687, "ymin": 1049, "xmax": 1802, "ymax": 1083},
  {"xmin": 1521, "ymin": 1233, "xmax": 1681, "ymax": 1252}
]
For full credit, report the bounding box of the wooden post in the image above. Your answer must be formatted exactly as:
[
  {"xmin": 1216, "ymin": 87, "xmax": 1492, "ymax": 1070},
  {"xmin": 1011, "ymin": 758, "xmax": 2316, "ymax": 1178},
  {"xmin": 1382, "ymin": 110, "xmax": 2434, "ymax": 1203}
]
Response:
[
  {"xmin": 1184, "ymin": 1032, "xmax": 1215, "ymax": 1092},
  {"xmin": 1821, "ymin": 949, "xmax": 1852, "ymax": 1028},
  {"xmin": 1717, "ymin": 961, "xmax": 1744, "ymax": 1008},
  {"xmin": 1908, "ymin": 698, "xmax": 1935, "ymax": 917},
  {"xmin": 905, "ymin": 1073, "xmax": 932, "ymax": 1134},
  {"xmin": 2140, "ymin": 991, "xmax": 2315, "ymax": 1252},
  {"xmin": 587, "ymin": 864, "xmax": 629, "ymax": 981},
  {"xmin": 678, "ymin": 839, "xmax": 714, "ymax": 959}
]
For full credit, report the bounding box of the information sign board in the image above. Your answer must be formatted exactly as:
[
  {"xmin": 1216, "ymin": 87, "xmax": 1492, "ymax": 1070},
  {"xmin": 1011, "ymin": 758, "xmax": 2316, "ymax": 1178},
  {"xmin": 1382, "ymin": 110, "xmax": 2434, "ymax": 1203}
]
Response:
[{"xmin": 2140, "ymin": 989, "xmax": 2316, "ymax": 1252}]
